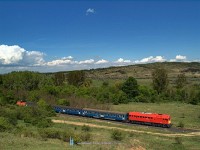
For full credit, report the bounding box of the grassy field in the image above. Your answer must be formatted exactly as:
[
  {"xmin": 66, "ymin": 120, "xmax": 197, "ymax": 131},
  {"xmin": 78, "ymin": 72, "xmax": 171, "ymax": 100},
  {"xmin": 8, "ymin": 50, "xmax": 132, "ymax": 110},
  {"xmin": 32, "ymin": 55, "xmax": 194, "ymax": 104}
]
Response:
[
  {"xmin": 0, "ymin": 102, "xmax": 199, "ymax": 150},
  {"xmin": 0, "ymin": 103, "xmax": 200, "ymax": 150},
  {"xmin": 0, "ymin": 123, "xmax": 199, "ymax": 150}
]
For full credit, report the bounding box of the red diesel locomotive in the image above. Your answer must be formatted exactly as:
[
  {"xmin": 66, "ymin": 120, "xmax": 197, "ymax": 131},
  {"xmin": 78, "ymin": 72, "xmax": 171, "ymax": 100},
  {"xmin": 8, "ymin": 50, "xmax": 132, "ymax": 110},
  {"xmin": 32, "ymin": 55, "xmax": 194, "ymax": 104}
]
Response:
[{"xmin": 128, "ymin": 112, "xmax": 171, "ymax": 128}]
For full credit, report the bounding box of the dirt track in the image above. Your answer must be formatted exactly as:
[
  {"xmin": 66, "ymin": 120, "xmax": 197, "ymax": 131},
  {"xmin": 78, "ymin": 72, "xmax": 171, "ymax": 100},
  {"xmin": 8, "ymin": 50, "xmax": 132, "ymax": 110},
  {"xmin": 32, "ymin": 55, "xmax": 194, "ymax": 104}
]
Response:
[{"xmin": 52, "ymin": 119, "xmax": 200, "ymax": 137}]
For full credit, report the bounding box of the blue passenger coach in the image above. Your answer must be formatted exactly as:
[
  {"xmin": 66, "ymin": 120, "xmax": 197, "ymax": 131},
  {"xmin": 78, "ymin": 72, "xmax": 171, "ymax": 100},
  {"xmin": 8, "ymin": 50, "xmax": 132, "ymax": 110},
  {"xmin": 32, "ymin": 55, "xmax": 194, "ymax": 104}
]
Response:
[
  {"xmin": 53, "ymin": 105, "xmax": 82, "ymax": 116},
  {"xmin": 82, "ymin": 108, "xmax": 128, "ymax": 121}
]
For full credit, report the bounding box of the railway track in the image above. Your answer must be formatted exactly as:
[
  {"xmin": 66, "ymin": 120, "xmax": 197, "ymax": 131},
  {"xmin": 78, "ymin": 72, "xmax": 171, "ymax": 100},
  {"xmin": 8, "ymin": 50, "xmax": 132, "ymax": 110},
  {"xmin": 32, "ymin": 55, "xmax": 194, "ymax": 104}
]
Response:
[{"xmin": 57, "ymin": 114, "xmax": 200, "ymax": 134}]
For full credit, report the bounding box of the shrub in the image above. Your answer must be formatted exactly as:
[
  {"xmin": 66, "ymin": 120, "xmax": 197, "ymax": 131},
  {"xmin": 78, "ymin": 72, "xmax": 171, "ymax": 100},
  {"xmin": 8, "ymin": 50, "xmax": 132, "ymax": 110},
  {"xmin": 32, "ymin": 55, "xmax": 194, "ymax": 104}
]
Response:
[
  {"xmin": 0, "ymin": 106, "xmax": 18, "ymax": 126},
  {"xmin": 81, "ymin": 132, "xmax": 91, "ymax": 141},
  {"xmin": 21, "ymin": 129, "xmax": 35, "ymax": 138},
  {"xmin": 39, "ymin": 128, "xmax": 62, "ymax": 140},
  {"xmin": 175, "ymin": 137, "xmax": 182, "ymax": 145},
  {"xmin": 37, "ymin": 118, "xmax": 52, "ymax": 128},
  {"xmin": 0, "ymin": 117, "xmax": 12, "ymax": 132},
  {"xmin": 111, "ymin": 130, "xmax": 124, "ymax": 141},
  {"xmin": 73, "ymin": 133, "xmax": 82, "ymax": 144},
  {"xmin": 82, "ymin": 125, "xmax": 91, "ymax": 132},
  {"xmin": 134, "ymin": 95, "xmax": 150, "ymax": 103},
  {"xmin": 181, "ymin": 113, "xmax": 185, "ymax": 118},
  {"xmin": 57, "ymin": 99, "xmax": 70, "ymax": 106},
  {"xmin": 190, "ymin": 98, "xmax": 198, "ymax": 105},
  {"xmin": 129, "ymin": 132, "xmax": 134, "ymax": 137},
  {"xmin": 178, "ymin": 121, "xmax": 184, "ymax": 128}
]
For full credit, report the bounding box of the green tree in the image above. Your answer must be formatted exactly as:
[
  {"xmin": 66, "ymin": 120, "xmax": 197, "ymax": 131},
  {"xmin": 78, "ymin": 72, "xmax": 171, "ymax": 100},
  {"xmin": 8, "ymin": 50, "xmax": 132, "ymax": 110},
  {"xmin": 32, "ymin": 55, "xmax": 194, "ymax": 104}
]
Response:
[
  {"xmin": 67, "ymin": 71, "xmax": 85, "ymax": 87},
  {"xmin": 37, "ymin": 99, "xmax": 48, "ymax": 109},
  {"xmin": 152, "ymin": 68, "xmax": 169, "ymax": 94},
  {"xmin": 102, "ymin": 81, "xmax": 109, "ymax": 87},
  {"xmin": 0, "ymin": 117, "xmax": 12, "ymax": 132},
  {"xmin": 54, "ymin": 72, "xmax": 65, "ymax": 86},
  {"xmin": 82, "ymin": 79, "xmax": 93, "ymax": 87},
  {"xmin": 175, "ymin": 73, "xmax": 187, "ymax": 89},
  {"xmin": 57, "ymin": 99, "xmax": 70, "ymax": 106},
  {"xmin": 0, "ymin": 75, "xmax": 3, "ymax": 85},
  {"xmin": 121, "ymin": 77, "xmax": 139, "ymax": 99}
]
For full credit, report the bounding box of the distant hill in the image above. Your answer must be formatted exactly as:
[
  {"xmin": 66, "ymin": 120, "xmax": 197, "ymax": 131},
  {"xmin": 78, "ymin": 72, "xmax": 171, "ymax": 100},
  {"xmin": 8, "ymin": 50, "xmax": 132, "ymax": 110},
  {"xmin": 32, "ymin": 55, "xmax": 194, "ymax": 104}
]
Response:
[
  {"xmin": 84, "ymin": 62, "xmax": 200, "ymax": 80},
  {"xmin": 48, "ymin": 62, "xmax": 200, "ymax": 82}
]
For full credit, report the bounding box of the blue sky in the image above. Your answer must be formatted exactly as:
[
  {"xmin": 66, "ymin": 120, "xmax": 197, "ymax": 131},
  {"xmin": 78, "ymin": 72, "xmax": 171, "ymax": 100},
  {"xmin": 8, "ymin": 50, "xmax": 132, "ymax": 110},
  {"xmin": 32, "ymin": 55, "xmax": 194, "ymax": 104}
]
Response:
[{"xmin": 0, "ymin": 0, "xmax": 200, "ymax": 73}]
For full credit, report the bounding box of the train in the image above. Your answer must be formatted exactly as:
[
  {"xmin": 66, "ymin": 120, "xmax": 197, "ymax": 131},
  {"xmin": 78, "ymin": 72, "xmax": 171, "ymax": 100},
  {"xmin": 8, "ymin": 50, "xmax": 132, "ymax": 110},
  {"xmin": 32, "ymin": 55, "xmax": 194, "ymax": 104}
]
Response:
[{"xmin": 16, "ymin": 100, "xmax": 171, "ymax": 128}]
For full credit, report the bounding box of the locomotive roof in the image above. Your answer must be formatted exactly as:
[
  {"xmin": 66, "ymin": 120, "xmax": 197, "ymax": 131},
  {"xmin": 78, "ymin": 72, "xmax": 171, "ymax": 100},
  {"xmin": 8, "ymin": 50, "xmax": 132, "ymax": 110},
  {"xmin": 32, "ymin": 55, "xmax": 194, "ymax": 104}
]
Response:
[
  {"xmin": 129, "ymin": 112, "xmax": 170, "ymax": 118},
  {"xmin": 83, "ymin": 108, "xmax": 127, "ymax": 115}
]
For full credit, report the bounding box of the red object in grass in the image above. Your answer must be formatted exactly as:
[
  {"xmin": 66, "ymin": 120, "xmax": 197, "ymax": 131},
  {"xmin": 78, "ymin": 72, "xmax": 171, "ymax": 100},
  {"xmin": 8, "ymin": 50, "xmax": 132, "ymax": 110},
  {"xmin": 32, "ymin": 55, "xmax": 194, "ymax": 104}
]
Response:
[{"xmin": 16, "ymin": 100, "xmax": 27, "ymax": 106}]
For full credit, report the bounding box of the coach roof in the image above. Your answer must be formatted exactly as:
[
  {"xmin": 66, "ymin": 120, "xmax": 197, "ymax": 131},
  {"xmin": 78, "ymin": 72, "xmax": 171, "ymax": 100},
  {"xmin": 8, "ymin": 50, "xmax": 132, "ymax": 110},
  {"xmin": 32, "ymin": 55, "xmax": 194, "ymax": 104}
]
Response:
[{"xmin": 83, "ymin": 108, "xmax": 127, "ymax": 115}]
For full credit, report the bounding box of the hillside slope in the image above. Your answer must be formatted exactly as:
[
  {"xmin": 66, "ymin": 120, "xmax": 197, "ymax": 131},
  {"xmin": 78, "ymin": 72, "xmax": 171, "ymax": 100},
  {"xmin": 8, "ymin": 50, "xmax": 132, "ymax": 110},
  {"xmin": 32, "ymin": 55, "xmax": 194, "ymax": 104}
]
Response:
[{"xmin": 85, "ymin": 62, "xmax": 200, "ymax": 80}]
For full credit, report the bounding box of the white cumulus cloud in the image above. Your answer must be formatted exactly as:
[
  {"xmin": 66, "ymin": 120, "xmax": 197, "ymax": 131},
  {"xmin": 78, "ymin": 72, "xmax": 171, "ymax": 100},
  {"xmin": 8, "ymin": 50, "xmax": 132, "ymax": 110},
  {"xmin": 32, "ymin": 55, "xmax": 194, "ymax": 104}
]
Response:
[
  {"xmin": 62, "ymin": 56, "xmax": 73, "ymax": 60},
  {"xmin": 115, "ymin": 58, "xmax": 131, "ymax": 63},
  {"xmin": 0, "ymin": 45, "xmax": 44, "ymax": 66},
  {"xmin": 79, "ymin": 59, "xmax": 94, "ymax": 64},
  {"xmin": 95, "ymin": 59, "xmax": 109, "ymax": 64},
  {"xmin": 135, "ymin": 56, "xmax": 166, "ymax": 63},
  {"xmin": 170, "ymin": 55, "xmax": 187, "ymax": 62},
  {"xmin": 0, "ymin": 45, "xmax": 25, "ymax": 64},
  {"xmin": 176, "ymin": 55, "xmax": 187, "ymax": 60},
  {"xmin": 45, "ymin": 56, "xmax": 79, "ymax": 66},
  {"xmin": 23, "ymin": 51, "xmax": 45, "ymax": 66},
  {"xmin": 46, "ymin": 59, "xmax": 75, "ymax": 66},
  {"xmin": 86, "ymin": 8, "xmax": 95, "ymax": 15}
]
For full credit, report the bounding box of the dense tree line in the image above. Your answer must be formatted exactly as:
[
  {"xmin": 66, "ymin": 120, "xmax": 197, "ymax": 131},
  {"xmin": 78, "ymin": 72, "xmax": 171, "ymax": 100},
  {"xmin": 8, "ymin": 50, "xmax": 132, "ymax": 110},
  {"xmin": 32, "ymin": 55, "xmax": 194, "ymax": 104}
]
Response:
[{"xmin": 0, "ymin": 69, "xmax": 199, "ymax": 108}]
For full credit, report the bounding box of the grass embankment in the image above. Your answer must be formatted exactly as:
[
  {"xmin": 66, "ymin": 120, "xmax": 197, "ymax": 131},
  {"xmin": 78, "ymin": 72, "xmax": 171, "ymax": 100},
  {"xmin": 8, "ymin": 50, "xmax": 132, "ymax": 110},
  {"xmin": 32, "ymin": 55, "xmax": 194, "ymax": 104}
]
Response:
[{"xmin": 0, "ymin": 122, "xmax": 199, "ymax": 150}]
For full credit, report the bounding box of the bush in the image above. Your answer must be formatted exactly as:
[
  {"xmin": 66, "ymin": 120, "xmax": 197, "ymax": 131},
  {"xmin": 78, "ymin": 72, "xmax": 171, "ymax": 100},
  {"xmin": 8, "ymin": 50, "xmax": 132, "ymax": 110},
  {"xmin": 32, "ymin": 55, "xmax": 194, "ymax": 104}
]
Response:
[
  {"xmin": 0, "ymin": 106, "xmax": 18, "ymax": 126},
  {"xmin": 21, "ymin": 129, "xmax": 35, "ymax": 138},
  {"xmin": 39, "ymin": 128, "xmax": 62, "ymax": 140},
  {"xmin": 37, "ymin": 118, "xmax": 52, "ymax": 128},
  {"xmin": 19, "ymin": 107, "xmax": 53, "ymax": 128},
  {"xmin": 181, "ymin": 113, "xmax": 185, "ymax": 118},
  {"xmin": 0, "ymin": 96, "xmax": 7, "ymax": 105},
  {"xmin": 111, "ymin": 130, "xmax": 124, "ymax": 141},
  {"xmin": 178, "ymin": 121, "xmax": 184, "ymax": 128},
  {"xmin": 57, "ymin": 99, "xmax": 70, "ymax": 106},
  {"xmin": 82, "ymin": 125, "xmax": 91, "ymax": 132},
  {"xmin": 190, "ymin": 98, "xmax": 198, "ymax": 105},
  {"xmin": 81, "ymin": 132, "xmax": 91, "ymax": 141},
  {"xmin": 175, "ymin": 137, "xmax": 182, "ymax": 145},
  {"xmin": 134, "ymin": 95, "xmax": 150, "ymax": 103},
  {"xmin": 0, "ymin": 117, "xmax": 12, "ymax": 132},
  {"xmin": 129, "ymin": 132, "xmax": 134, "ymax": 137}
]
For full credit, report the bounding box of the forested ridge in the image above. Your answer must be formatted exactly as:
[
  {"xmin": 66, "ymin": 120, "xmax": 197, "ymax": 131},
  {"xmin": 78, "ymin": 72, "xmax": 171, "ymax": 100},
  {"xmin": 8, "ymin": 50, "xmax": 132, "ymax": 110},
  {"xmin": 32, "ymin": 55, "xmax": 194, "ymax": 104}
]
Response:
[{"xmin": 1, "ymin": 62, "xmax": 200, "ymax": 107}]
